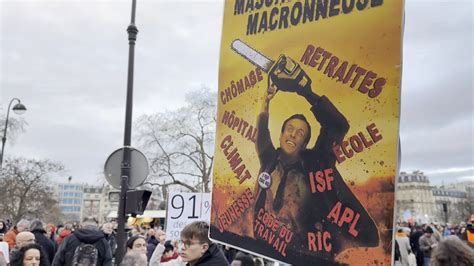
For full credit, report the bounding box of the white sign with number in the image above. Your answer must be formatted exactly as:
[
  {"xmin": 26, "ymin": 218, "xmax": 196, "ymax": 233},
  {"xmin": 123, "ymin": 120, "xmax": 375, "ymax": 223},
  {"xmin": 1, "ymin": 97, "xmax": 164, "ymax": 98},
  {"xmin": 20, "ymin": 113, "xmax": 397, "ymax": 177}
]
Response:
[{"xmin": 165, "ymin": 192, "xmax": 211, "ymax": 240}]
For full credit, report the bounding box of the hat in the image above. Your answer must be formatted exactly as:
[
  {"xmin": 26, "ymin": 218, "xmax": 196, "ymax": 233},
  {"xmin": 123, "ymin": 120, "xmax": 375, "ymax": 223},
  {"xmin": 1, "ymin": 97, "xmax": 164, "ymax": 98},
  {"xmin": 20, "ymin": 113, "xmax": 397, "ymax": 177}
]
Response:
[{"xmin": 425, "ymin": 226, "xmax": 434, "ymax": 234}]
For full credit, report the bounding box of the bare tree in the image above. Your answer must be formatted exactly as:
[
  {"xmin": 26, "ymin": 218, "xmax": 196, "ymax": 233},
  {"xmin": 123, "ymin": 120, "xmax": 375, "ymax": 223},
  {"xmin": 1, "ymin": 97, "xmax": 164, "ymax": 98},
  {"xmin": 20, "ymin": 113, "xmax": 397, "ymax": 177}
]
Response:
[
  {"xmin": 135, "ymin": 88, "xmax": 216, "ymax": 194},
  {"xmin": 0, "ymin": 116, "xmax": 27, "ymax": 145},
  {"xmin": 0, "ymin": 157, "xmax": 64, "ymax": 224}
]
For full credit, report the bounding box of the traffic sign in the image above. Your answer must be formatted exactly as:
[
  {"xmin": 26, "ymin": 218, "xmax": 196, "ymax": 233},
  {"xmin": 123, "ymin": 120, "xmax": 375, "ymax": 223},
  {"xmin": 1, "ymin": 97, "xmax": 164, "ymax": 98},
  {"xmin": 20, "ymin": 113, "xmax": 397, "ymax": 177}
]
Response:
[{"xmin": 104, "ymin": 147, "xmax": 149, "ymax": 189}]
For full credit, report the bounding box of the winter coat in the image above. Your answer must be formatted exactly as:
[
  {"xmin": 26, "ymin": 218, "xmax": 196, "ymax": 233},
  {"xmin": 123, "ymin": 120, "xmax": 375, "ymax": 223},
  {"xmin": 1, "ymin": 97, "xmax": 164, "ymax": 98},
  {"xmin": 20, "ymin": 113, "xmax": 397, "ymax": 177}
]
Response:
[
  {"xmin": 396, "ymin": 235, "xmax": 412, "ymax": 266},
  {"xmin": 52, "ymin": 227, "xmax": 112, "ymax": 266},
  {"xmin": 418, "ymin": 234, "xmax": 437, "ymax": 258},
  {"xmin": 103, "ymin": 233, "xmax": 116, "ymax": 257},
  {"xmin": 147, "ymin": 236, "xmax": 159, "ymax": 261},
  {"xmin": 31, "ymin": 228, "xmax": 56, "ymax": 264}
]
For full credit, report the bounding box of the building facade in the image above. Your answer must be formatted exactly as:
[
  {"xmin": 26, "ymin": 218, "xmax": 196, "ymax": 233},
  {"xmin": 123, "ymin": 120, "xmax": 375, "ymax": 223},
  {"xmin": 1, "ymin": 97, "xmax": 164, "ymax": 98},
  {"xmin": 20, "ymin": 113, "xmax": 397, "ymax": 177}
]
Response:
[
  {"xmin": 396, "ymin": 171, "xmax": 436, "ymax": 223},
  {"xmin": 101, "ymin": 184, "xmax": 120, "ymax": 223},
  {"xmin": 432, "ymin": 188, "xmax": 469, "ymax": 223},
  {"xmin": 396, "ymin": 171, "xmax": 471, "ymax": 224},
  {"xmin": 81, "ymin": 186, "xmax": 103, "ymax": 223},
  {"xmin": 55, "ymin": 182, "xmax": 84, "ymax": 222}
]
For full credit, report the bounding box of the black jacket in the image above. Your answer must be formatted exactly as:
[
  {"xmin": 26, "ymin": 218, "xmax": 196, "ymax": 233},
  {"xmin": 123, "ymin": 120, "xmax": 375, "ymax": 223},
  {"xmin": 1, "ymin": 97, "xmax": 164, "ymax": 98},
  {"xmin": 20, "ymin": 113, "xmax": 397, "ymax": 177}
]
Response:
[
  {"xmin": 253, "ymin": 96, "xmax": 378, "ymax": 264},
  {"xmin": 147, "ymin": 236, "xmax": 159, "ymax": 261},
  {"xmin": 190, "ymin": 243, "xmax": 228, "ymax": 266},
  {"xmin": 31, "ymin": 228, "xmax": 56, "ymax": 264},
  {"xmin": 52, "ymin": 228, "xmax": 112, "ymax": 266}
]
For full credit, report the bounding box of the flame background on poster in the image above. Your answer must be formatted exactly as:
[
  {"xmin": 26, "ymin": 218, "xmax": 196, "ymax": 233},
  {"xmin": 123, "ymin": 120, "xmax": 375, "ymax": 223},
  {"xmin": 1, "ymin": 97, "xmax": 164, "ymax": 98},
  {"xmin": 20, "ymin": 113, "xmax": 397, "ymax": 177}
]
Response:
[{"xmin": 212, "ymin": 1, "xmax": 403, "ymax": 264}]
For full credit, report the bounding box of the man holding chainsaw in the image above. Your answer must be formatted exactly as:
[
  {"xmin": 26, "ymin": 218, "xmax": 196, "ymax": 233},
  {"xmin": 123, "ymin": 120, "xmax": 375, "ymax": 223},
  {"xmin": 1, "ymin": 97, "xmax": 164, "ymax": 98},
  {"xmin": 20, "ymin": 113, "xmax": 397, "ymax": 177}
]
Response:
[{"xmin": 253, "ymin": 56, "xmax": 379, "ymax": 264}]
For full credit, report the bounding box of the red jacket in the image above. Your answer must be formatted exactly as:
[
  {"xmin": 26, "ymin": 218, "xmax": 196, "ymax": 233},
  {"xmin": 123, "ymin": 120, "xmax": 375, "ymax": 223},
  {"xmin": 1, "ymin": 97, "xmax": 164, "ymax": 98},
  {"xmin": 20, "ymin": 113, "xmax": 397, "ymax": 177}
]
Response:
[{"xmin": 56, "ymin": 229, "xmax": 72, "ymax": 245}]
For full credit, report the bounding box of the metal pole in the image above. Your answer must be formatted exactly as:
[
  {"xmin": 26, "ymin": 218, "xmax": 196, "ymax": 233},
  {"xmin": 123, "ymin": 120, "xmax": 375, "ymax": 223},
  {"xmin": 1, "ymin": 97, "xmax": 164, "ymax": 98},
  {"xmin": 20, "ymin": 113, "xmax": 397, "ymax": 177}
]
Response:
[
  {"xmin": 115, "ymin": 0, "xmax": 138, "ymax": 264},
  {"xmin": 0, "ymin": 98, "xmax": 21, "ymax": 168}
]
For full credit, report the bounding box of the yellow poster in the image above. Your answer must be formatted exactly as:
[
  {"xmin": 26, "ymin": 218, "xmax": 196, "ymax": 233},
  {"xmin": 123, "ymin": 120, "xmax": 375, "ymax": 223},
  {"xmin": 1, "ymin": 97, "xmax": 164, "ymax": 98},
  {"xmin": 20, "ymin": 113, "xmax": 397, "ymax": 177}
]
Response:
[{"xmin": 210, "ymin": 1, "xmax": 404, "ymax": 265}]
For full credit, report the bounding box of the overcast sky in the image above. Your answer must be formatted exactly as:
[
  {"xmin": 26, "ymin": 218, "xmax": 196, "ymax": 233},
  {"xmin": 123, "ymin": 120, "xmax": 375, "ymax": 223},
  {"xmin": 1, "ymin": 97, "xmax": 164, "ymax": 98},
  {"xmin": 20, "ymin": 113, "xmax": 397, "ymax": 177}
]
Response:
[{"xmin": 1, "ymin": 0, "xmax": 472, "ymax": 186}]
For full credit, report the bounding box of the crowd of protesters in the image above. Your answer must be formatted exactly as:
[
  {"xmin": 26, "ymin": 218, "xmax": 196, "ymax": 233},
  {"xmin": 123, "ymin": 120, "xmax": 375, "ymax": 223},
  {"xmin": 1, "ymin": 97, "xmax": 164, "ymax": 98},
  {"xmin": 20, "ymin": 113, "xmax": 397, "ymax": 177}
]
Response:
[
  {"xmin": 1, "ymin": 216, "xmax": 472, "ymax": 266},
  {"xmin": 394, "ymin": 218, "xmax": 474, "ymax": 266},
  {"xmin": 0, "ymin": 218, "xmax": 274, "ymax": 266}
]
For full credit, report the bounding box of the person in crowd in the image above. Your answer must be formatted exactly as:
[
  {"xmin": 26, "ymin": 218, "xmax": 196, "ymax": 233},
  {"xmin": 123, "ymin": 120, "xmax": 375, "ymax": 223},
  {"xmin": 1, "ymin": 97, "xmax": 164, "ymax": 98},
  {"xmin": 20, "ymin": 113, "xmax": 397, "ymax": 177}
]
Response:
[
  {"xmin": 160, "ymin": 242, "xmax": 179, "ymax": 263},
  {"xmin": 126, "ymin": 235, "xmax": 147, "ymax": 255},
  {"xmin": 128, "ymin": 226, "xmax": 143, "ymax": 238},
  {"xmin": 442, "ymin": 224, "xmax": 451, "ymax": 237},
  {"xmin": 419, "ymin": 226, "xmax": 438, "ymax": 266},
  {"xmin": 429, "ymin": 235, "xmax": 474, "ymax": 266},
  {"xmin": 52, "ymin": 217, "xmax": 112, "ymax": 266},
  {"xmin": 146, "ymin": 229, "xmax": 159, "ymax": 261},
  {"xmin": 0, "ymin": 220, "xmax": 7, "ymax": 240},
  {"xmin": 150, "ymin": 221, "xmax": 228, "ymax": 266},
  {"xmin": 101, "ymin": 223, "xmax": 117, "ymax": 257},
  {"xmin": 121, "ymin": 250, "xmax": 148, "ymax": 266},
  {"xmin": 396, "ymin": 228, "xmax": 412, "ymax": 266},
  {"xmin": 410, "ymin": 225, "xmax": 424, "ymax": 266},
  {"xmin": 223, "ymin": 246, "xmax": 238, "ymax": 264},
  {"xmin": 10, "ymin": 232, "xmax": 37, "ymax": 263},
  {"xmin": 394, "ymin": 240, "xmax": 401, "ymax": 266},
  {"xmin": 45, "ymin": 224, "xmax": 58, "ymax": 255},
  {"xmin": 55, "ymin": 225, "xmax": 63, "ymax": 236},
  {"xmin": 9, "ymin": 243, "xmax": 50, "ymax": 266},
  {"xmin": 231, "ymin": 252, "xmax": 255, "ymax": 266},
  {"xmin": 461, "ymin": 215, "xmax": 474, "ymax": 247},
  {"xmin": 29, "ymin": 220, "xmax": 55, "ymax": 264},
  {"xmin": 429, "ymin": 223, "xmax": 442, "ymax": 242},
  {"xmin": 55, "ymin": 224, "xmax": 72, "ymax": 246},
  {"xmin": 4, "ymin": 219, "xmax": 30, "ymax": 250},
  {"xmin": 15, "ymin": 232, "xmax": 36, "ymax": 248}
]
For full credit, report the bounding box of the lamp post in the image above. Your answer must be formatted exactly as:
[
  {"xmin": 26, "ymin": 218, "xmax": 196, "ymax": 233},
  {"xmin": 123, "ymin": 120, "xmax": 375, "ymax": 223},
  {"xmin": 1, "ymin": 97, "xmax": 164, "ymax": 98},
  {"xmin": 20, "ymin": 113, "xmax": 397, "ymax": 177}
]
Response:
[
  {"xmin": 0, "ymin": 98, "xmax": 27, "ymax": 168},
  {"xmin": 115, "ymin": 0, "xmax": 138, "ymax": 264}
]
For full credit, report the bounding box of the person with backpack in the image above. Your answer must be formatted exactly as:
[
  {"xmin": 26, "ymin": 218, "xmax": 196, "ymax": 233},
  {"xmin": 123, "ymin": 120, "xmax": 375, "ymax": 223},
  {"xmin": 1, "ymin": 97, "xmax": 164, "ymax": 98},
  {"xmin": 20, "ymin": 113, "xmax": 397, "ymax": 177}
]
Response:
[{"xmin": 52, "ymin": 217, "xmax": 112, "ymax": 266}]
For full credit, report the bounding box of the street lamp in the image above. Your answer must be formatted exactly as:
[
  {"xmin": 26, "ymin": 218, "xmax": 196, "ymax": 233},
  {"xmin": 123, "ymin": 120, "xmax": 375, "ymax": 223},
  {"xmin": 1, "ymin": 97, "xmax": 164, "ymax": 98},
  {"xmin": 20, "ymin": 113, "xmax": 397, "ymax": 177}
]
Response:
[{"xmin": 0, "ymin": 98, "xmax": 27, "ymax": 168}]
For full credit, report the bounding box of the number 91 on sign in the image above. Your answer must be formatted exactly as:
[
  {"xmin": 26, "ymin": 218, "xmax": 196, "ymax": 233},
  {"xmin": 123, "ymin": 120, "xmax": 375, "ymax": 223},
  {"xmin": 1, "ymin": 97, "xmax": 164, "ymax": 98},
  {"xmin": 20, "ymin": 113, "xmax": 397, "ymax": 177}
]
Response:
[{"xmin": 165, "ymin": 192, "xmax": 211, "ymax": 240}]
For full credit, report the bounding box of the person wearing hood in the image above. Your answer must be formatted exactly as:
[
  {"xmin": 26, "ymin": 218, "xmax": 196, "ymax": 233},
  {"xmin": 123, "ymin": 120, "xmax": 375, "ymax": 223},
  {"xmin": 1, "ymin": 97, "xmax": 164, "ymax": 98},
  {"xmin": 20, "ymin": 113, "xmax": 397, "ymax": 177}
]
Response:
[
  {"xmin": 52, "ymin": 217, "xmax": 112, "ymax": 266},
  {"xmin": 29, "ymin": 220, "xmax": 56, "ymax": 264}
]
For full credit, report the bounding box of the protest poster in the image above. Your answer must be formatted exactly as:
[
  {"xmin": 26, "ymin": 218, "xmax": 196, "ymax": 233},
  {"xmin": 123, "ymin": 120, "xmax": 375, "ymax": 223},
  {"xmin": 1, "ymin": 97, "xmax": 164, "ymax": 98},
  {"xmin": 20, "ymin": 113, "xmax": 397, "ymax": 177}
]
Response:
[
  {"xmin": 210, "ymin": 1, "xmax": 404, "ymax": 265},
  {"xmin": 0, "ymin": 242, "xmax": 9, "ymax": 263},
  {"xmin": 165, "ymin": 192, "xmax": 211, "ymax": 240}
]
